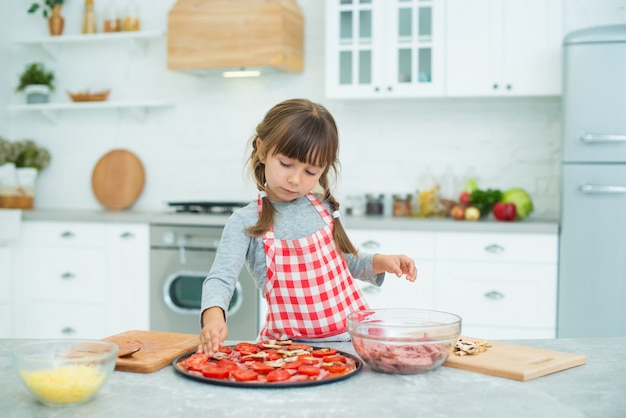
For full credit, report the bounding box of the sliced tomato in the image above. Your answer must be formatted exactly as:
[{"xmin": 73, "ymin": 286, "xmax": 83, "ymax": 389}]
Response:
[
  {"xmin": 322, "ymin": 362, "xmax": 348, "ymax": 374},
  {"xmin": 184, "ymin": 353, "xmax": 209, "ymax": 372},
  {"xmin": 232, "ymin": 369, "xmax": 258, "ymax": 382},
  {"xmin": 281, "ymin": 360, "xmax": 303, "ymax": 370},
  {"xmin": 235, "ymin": 342, "xmax": 260, "ymax": 355},
  {"xmin": 298, "ymin": 355, "xmax": 320, "ymax": 365},
  {"xmin": 251, "ymin": 362, "xmax": 275, "ymax": 375},
  {"xmin": 266, "ymin": 369, "xmax": 291, "ymax": 382},
  {"xmin": 312, "ymin": 348, "xmax": 337, "ymax": 358},
  {"xmin": 217, "ymin": 359, "xmax": 239, "ymax": 372},
  {"xmin": 201, "ymin": 365, "xmax": 230, "ymax": 379},
  {"xmin": 323, "ymin": 355, "xmax": 346, "ymax": 363},
  {"xmin": 288, "ymin": 343, "xmax": 313, "ymax": 351},
  {"xmin": 297, "ymin": 364, "xmax": 321, "ymax": 376},
  {"xmin": 218, "ymin": 346, "xmax": 233, "ymax": 355},
  {"xmin": 263, "ymin": 349, "xmax": 283, "ymax": 361}
]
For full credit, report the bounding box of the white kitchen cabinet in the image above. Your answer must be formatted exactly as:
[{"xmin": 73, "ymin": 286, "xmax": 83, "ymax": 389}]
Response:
[
  {"xmin": 0, "ymin": 209, "xmax": 21, "ymax": 338},
  {"xmin": 14, "ymin": 221, "xmax": 149, "ymax": 339},
  {"xmin": 445, "ymin": 0, "xmax": 562, "ymax": 97},
  {"xmin": 325, "ymin": 0, "xmax": 445, "ymax": 99},
  {"xmin": 434, "ymin": 232, "xmax": 558, "ymax": 339},
  {"xmin": 347, "ymin": 229, "xmax": 436, "ymax": 309}
]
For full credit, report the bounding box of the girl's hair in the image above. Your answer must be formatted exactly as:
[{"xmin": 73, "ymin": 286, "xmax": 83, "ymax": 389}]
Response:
[{"xmin": 245, "ymin": 98, "xmax": 358, "ymax": 257}]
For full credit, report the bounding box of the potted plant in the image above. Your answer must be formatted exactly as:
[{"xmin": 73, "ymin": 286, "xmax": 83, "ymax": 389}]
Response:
[
  {"xmin": 28, "ymin": 1, "xmax": 66, "ymax": 36},
  {"xmin": 16, "ymin": 62, "xmax": 55, "ymax": 104},
  {"xmin": 0, "ymin": 137, "xmax": 51, "ymax": 209}
]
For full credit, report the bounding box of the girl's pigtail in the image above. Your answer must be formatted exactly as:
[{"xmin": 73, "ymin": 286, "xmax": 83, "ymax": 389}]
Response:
[
  {"xmin": 324, "ymin": 190, "xmax": 358, "ymax": 258},
  {"xmin": 244, "ymin": 190, "xmax": 276, "ymax": 237}
]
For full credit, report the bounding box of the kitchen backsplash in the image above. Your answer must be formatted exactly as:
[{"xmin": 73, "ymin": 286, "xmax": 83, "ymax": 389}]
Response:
[{"xmin": 1, "ymin": 0, "xmax": 625, "ymax": 218}]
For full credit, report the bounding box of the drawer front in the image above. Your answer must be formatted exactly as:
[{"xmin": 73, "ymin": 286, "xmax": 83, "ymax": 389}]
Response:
[
  {"xmin": 20, "ymin": 303, "xmax": 107, "ymax": 339},
  {"xmin": 29, "ymin": 248, "xmax": 107, "ymax": 303},
  {"xmin": 434, "ymin": 262, "xmax": 557, "ymax": 329},
  {"xmin": 22, "ymin": 221, "xmax": 106, "ymax": 248},
  {"xmin": 357, "ymin": 260, "xmax": 435, "ymax": 310},
  {"xmin": 435, "ymin": 232, "xmax": 558, "ymax": 263},
  {"xmin": 348, "ymin": 229, "xmax": 436, "ymax": 258}
]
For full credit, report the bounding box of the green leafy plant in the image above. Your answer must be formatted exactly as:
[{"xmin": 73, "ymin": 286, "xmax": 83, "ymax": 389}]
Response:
[
  {"xmin": 28, "ymin": 0, "xmax": 65, "ymax": 19},
  {"xmin": 16, "ymin": 62, "xmax": 55, "ymax": 92},
  {"xmin": 0, "ymin": 138, "xmax": 51, "ymax": 172}
]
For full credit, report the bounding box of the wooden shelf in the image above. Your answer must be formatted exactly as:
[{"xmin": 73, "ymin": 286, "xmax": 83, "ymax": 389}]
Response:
[{"xmin": 7, "ymin": 100, "xmax": 173, "ymax": 124}]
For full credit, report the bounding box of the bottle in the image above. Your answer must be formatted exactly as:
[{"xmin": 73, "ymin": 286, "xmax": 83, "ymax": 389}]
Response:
[
  {"xmin": 123, "ymin": 0, "xmax": 141, "ymax": 31},
  {"xmin": 365, "ymin": 194, "xmax": 384, "ymax": 216},
  {"xmin": 82, "ymin": 0, "xmax": 97, "ymax": 34}
]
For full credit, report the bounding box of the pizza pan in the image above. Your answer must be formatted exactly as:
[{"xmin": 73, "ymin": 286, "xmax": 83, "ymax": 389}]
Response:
[{"xmin": 172, "ymin": 346, "xmax": 362, "ymax": 388}]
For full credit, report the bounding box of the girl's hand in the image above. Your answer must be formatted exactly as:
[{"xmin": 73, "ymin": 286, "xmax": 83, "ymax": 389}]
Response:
[
  {"xmin": 198, "ymin": 307, "xmax": 228, "ymax": 356},
  {"xmin": 373, "ymin": 254, "xmax": 418, "ymax": 282}
]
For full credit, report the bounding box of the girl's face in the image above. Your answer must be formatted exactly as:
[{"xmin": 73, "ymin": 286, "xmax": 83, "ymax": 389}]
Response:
[{"xmin": 261, "ymin": 149, "xmax": 326, "ymax": 202}]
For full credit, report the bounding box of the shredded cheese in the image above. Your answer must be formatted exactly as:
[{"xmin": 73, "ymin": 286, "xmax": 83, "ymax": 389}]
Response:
[{"xmin": 19, "ymin": 364, "xmax": 106, "ymax": 404}]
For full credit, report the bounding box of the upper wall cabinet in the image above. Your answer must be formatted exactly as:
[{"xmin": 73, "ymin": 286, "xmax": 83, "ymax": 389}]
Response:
[
  {"xmin": 325, "ymin": 0, "xmax": 445, "ymax": 99},
  {"xmin": 445, "ymin": 0, "xmax": 562, "ymax": 97}
]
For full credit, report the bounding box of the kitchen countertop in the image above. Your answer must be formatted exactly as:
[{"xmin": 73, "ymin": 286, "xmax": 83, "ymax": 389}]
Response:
[
  {"xmin": 1, "ymin": 338, "xmax": 624, "ymax": 417},
  {"xmin": 19, "ymin": 208, "xmax": 559, "ymax": 234}
]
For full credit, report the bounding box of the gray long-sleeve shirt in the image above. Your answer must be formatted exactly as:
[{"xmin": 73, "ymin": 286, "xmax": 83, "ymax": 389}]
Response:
[{"xmin": 201, "ymin": 194, "xmax": 384, "ymax": 319}]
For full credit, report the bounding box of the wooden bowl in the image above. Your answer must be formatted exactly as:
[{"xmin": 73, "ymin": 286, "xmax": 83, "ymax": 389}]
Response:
[{"xmin": 67, "ymin": 89, "xmax": 111, "ymax": 102}]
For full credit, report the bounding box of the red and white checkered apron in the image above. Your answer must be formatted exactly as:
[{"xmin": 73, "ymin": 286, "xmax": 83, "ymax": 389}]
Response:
[{"xmin": 259, "ymin": 193, "xmax": 369, "ymax": 340}]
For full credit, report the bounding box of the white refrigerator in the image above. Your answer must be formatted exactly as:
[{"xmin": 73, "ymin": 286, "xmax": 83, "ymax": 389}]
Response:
[{"xmin": 559, "ymin": 25, "xmax": 626, "ymax": 337}]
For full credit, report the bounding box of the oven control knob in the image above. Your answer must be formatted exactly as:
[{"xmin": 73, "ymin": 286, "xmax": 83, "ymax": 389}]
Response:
[{"xmin": 162, "ymin": 232, "xmax": 176, "ymax": 245}]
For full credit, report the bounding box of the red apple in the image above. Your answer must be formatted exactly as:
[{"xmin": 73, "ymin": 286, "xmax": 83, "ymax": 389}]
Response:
[
  {"xmin": 459, "ymin": 191, "xmax": 471, "ymax": 207},
  {"xmin": 493, "ymin": 202, "xmax": 516, "ymax": 221}
]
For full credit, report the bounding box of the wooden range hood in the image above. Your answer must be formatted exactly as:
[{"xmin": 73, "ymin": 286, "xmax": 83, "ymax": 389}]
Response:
[{"xmin": 167, "ymin": 0, "xmax": 304, "ymax": 75}]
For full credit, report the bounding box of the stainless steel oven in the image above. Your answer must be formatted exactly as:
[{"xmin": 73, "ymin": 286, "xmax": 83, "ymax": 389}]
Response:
[{"xmin": 150, "ymin": 224, "xmax": 260, "ymax": 340}]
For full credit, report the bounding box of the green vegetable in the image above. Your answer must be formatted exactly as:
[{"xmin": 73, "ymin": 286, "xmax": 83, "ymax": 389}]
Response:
[
  {"xmin": 465, "ymin": 178, "xmax": 479, "ymax": 193},
  {"xmin": 501, "ymin": 188, "xmax": 534, "ymax": 219},
  {"xmin": 469, "ymin": 188, "xmax": 502, "ymax": 218}
]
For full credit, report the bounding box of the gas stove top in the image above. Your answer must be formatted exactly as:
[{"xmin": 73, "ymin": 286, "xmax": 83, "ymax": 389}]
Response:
[{"xmin": 167, "ymin": 201, "xmax": 249, "ymax": 214}]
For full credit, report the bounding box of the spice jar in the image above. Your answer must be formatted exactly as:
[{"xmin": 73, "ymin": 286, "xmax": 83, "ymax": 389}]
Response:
[
  {"xmin": 122, "ymin": 0, "xmax": 141, "ymax": 31},
  {"xmin": 365, "ymin": 194, "xmax": 384, "ymax": 216},
  {"xmin": 103, "ymin": 3, "xmax": 121, "ymax": 32},
  {"xmin": 392, "ymin": 194, "xmax": 412, "ymax": 217}
]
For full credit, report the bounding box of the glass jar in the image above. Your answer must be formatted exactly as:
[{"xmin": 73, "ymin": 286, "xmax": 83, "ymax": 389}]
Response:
[
  {"xmin": 365, "ymin": 194, "xmax": 384, "ymax": 216},
  {"xmin": 103, "ymin": 3, "xmax": 121, "ymax": 32},
  {"xmin": 392, "ymin": 194, "xmax": 412, "ymax": 217},
  {"xmin": 123, "ymin": 0, "xmax": 141, "ymax": 31},
  {"xmin": 82, "ymin": 0, "xmax": 97, "ymax": 34}
]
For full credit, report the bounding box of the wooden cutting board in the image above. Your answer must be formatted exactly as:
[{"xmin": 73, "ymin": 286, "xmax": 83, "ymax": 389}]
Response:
[
  {"xmin": 102, "ymin": 330, "xmax": 199, "ymax": 373},
  {"xmin": 443, "ymin": 337, "xmax": 587, "ymax": 381},
  {"xmin": 91, "ymin": 149, "xmax": 145, "ymax": 210}
]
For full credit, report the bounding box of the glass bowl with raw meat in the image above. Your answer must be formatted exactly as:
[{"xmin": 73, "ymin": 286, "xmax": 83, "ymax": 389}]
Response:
[{"xmin": 347, "ymin": 309, "xmax": 461, "ymax": 374}]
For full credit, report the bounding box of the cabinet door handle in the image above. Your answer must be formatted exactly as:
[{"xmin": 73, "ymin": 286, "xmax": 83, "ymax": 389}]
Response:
[
  {"xmin": 579, "ymin": 184, "xmax": 626, "ymax": 194},
  {"xmin": 361, "ymin": 285, "xmax": 381, "ymax": 295},
  {"xmin": 484, "ymin": 290, "xmax": 505, "ymax": 300},
  {"xmin": 120, "ymin": 231, "xmax": 135, "ymax": 239},
  {"xmin": 60, "ymin": 231, "xmax": 75, "ymax": 239},
  {"xmin": 61, "ymin": 327, "xmax": 77, "ymax": 335},
  {"xmin": 484, "ymin": 244, "xmax": 504, "ymax": 253},
  {"xmin": 580, "ymin": 133, "xmax": 626, "ymax": 143},
  {"xmin": 361, "ymin": 240, "xmax": 381, "ymax": 250},
  {"xmin": 61, "ymin": 272, "xmax": 76, "ymax": 280},
  {"xmin": 492, "ymin": 83, "xmax": 499, "ymax": 90}
]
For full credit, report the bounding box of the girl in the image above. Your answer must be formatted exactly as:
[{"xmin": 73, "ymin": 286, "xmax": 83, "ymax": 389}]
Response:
[{"xmin": 199, "ymin": 98, "xmax": 417, "ymax": 355}]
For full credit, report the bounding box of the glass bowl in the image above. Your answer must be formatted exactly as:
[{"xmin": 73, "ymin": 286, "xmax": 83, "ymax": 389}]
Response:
[
  {"xmin": 11, "ymin": 339, "xmax": 118, "ymax": 407},
  {"xmin": 347, "ymin": 309, "xmax": 462, "ymax": 374}
]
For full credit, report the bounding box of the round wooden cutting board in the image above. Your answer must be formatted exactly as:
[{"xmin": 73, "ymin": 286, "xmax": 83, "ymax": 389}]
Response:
[{"xmin": 91, "ymin": 149, "xmax": 145, "ymax": 210}]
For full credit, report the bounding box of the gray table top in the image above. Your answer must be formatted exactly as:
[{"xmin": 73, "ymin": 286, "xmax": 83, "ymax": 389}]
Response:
[{"xmin": 2, "ymin": 338, "xmax": 624, "ymax": 418}]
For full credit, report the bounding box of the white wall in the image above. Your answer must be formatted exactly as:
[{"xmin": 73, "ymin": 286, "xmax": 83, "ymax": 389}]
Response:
[{"xmin": 1, "ymin": 0, "xmax": 625, "ymax": 217}]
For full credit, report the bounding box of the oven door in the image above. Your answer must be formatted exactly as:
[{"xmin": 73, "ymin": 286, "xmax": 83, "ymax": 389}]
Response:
[{"xmin": 150, "ymin": 246, "xmax": 259, "ymax": 339}]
